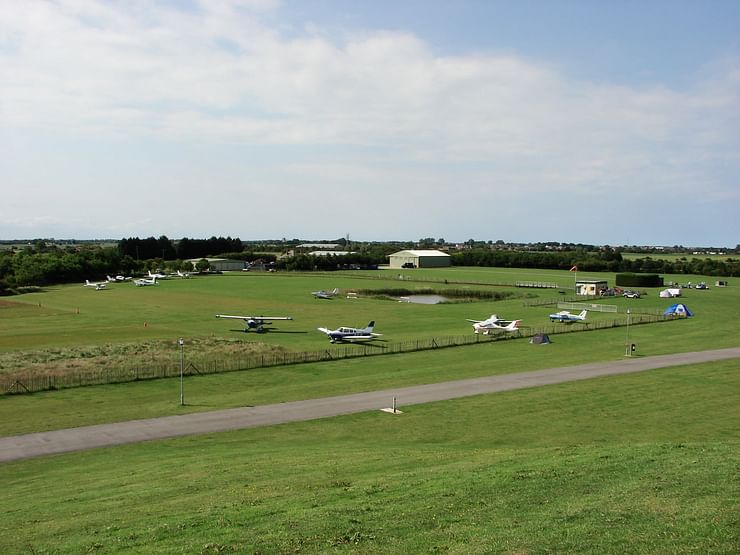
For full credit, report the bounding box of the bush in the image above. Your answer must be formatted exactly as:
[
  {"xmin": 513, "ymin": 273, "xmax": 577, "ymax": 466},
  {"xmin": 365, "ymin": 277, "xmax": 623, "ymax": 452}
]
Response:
[{"xmin": 615, "ymin": 273, "xmax": 664, "ymax": 288}]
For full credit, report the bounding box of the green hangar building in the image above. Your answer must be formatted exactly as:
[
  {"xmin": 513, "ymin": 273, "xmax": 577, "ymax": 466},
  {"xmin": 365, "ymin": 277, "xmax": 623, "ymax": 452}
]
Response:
[{"xmin": 388, "ymin": 249, "xmax": 451, "ymax": 269}]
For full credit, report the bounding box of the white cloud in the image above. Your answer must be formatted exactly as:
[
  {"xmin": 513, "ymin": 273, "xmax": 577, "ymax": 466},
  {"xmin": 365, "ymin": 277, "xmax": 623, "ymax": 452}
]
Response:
[{"xmin": 1, "ymin": 1, "xmax": 738, "ymax": 242}]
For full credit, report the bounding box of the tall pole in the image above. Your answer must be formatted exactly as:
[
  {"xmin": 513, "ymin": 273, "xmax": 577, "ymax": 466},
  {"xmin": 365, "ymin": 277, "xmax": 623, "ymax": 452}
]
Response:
[
  {"xmin": 625, "ymin": 310, "xmax": 631, "ymax": 357},
  {"xmin": 179, "ymin": 338, "xmax": 185, "ymax": 406}
]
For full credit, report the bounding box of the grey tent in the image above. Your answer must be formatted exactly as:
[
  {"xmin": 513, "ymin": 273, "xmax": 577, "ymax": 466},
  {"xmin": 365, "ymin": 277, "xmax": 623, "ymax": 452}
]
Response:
[{"xmin": 530, "ymin": 333, "xmax": 551, "ymax": 345}]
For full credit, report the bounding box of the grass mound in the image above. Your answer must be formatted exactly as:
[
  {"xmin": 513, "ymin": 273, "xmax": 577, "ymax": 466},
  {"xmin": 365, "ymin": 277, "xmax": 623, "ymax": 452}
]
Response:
[{"xmin": 0, "ymin": 338, "xmax": 291, "ymax": 379}]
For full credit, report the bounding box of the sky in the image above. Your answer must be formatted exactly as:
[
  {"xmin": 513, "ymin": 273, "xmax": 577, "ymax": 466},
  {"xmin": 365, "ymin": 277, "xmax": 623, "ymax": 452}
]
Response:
[{"xmin": 1, "ymin": 0, "xmax": 739, "ymax": 246}]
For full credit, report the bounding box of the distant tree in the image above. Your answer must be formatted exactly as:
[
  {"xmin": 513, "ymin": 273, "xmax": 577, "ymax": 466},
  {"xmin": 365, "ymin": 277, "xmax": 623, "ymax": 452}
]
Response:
[{"xmin": 195, "ymin": 259, "xmax": 211, "ymax": 272}]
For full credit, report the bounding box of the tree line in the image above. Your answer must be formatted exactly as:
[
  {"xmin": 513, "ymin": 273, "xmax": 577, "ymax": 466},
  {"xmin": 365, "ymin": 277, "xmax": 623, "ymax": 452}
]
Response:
[
  {"xmin": 1, "ymin": 240, "xmax": 738, "ymax": 295},
  {"xmin": 451, "ymin": 248, "xmax": 740, "ymax": 277},
  {"xmin": 0, "ymin": 236, "xmax": 243, "ymax": 293}
]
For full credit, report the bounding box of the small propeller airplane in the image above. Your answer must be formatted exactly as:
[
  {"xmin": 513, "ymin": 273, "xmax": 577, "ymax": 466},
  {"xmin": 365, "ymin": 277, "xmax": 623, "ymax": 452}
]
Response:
[
  {"xmin": 549, "ymin": 309, "xmax": 588, "ymax": 323},
  {"xmin": 216, "ymin": 314, "xmax": 293, "ymax": 333},
  {"xmin": 317, "ymin": 321, "xmax": 382, "ymax": 343},
  {"xmin": 133, "ymin": 276, "xmax": 158, "ymax": 287},
  {"xmin": 312, "ymin": 287, "xmax": 339, "ymax": 299},
  {"xmin": 175, "ymin": 270, "xmax": 193, "ymax": 278},
  {"xmin": 148, "ymin": 270, "xmax": 169, "ymax": 279},
  {"xmin": 466, "ymin": 315, "xmax": 521, "ymax": 334},
  {"xmin": 107, "ymin": 275, "xmax": 132, "ymax": 282},
  {"xmin": 84, "ymin": 279, "xmax": 108, "ymax": 290}
]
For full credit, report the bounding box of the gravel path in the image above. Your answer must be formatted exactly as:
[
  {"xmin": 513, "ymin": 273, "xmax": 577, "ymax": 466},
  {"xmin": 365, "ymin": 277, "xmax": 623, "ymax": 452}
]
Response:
[{"xmin": 2, "ymin": 347, "xmax": 738, "ymax": 463}]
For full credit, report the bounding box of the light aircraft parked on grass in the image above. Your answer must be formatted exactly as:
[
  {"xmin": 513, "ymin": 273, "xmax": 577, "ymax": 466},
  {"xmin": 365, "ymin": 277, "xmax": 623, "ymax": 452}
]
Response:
[
  {"xmin": 133, "ymin": 276, "xmax": 158, "ymax": 287},
  {"xmin": 148, "ymin": 270, "xmax": 168, "ymax": 280},
  {"xmin": 549, "ymin": 309, "xmax": 588, "ymax": 323},
  {"xmin": 312, "ymin": 287, "xmax": 339, "ymax": 299},
  {"xmin": 176, "ymin": 270, "xmax": 193, "ymax": 278},
  {"xmin": 466, "ymin": 315, "xmax": 521, "ymax": 334},
  {"xmin": 84, "ymin": 280, "xmax": 107, "ymax": 290},
  {"xmin": 317, "ymin": 321, "xmax": 382, "ymax": 343},
  {"xmin": 216, "ymin": 314, "xmax": 293, "ymax": 333},
  {"xmin": 107, "ymin": 275, "xmax": 132, "ymax": 282}
]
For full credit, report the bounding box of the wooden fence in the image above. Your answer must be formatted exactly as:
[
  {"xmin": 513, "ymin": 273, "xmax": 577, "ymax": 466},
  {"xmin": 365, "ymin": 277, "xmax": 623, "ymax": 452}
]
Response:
[{"xmin": 1, "ymin": 314, "xmax": 670, "ymax": 395}]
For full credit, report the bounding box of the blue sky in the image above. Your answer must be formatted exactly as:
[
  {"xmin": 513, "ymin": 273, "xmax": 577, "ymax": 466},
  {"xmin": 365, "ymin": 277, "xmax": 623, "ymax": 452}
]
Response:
[{"xmin": 1, "ymin": 0, "xmax": 738, "ymax": 246}]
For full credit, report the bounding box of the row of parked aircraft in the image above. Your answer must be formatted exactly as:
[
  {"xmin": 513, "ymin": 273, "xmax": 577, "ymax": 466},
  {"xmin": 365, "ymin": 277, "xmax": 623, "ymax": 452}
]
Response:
[
  {"xmin": 214, "ymin": 313, "xmax": 381, "ymax": 343},
  {"xmin": 84, "ymin": 270, "xmax": 194, "ymax": 290}
]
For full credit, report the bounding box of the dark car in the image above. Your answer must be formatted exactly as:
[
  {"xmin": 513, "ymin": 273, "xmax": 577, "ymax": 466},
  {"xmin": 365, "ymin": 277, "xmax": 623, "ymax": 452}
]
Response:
[{"xmin": 401, "ymin": 262, "xmax": 416, "ymax": 269}]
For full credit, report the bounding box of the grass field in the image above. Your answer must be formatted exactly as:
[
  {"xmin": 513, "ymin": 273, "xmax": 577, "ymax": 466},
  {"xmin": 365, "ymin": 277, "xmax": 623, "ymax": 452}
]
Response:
[
  {"xmin": 0, "ymin": 267, "xmax": 738, "ymax": 553},
  {"xmin": 0, "ymin": 359, "xmax": 737, "ymax": 553}
]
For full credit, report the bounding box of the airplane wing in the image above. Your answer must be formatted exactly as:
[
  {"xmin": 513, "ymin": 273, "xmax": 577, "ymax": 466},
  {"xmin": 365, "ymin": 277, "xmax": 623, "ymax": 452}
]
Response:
[
  {"xmin": 341, "ymin": 334, "xmax": 376, "ymax": 342},
  {"xmin": 217, "ymin": 315, "xmax": 293, "ymax": 321},
  {"xmin": 465, "ymin": 319, "xmax": 483, "ymax": 323},
  {"xmin": 317, "ymin": 327, "xmax": 332, "ymax": 334}
]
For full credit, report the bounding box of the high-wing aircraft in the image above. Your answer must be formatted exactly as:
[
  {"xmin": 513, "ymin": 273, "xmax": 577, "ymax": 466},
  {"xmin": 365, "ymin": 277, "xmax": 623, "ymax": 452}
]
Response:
[
  {"xmin": 133, "ymin": 276, "xmax": 158, "ymax": 287},
  {"xmin": 84, "ymin": 279, "xmax": 107, "ymax": 290},
  {"xmin": 107, "ymin": 275, "xmax": 132, "ymax": 282},
  {"xmin": 549, "ymin": 309, "xmax": 588, "ymax": 323},
  {"xmin": 317, "ymin": 321, "xmax": 382, "ymax": 343},
  {"xmin": 176, "ymin": 270, "xmax": 193, "ymax": 278},
  {"xmin": 216, "ymin": 314, "xmax": 293, "ymax": 333},
  {"xmin": 148, "ymin": 270, "xmax": 168, "ymax": 279},
  {"xmin": 466, "ymin": 314, "xmax": 520, "ymax": 334},
  {"xmin": 312, "ymin": 287, "xmax": 339, "ymax": 299}
]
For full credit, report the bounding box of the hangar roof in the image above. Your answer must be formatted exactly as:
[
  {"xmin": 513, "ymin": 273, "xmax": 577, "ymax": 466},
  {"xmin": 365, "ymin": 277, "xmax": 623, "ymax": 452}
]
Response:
[{"xmin": 389, "ymin": 250, "xmax": 450, "ymax": 257}]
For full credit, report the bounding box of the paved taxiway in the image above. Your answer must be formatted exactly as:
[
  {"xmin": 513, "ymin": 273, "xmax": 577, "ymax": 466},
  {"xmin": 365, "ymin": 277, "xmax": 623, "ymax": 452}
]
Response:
[{"xmin": 2, "ymin": 347, "xmax": 739, "ymax": 463}]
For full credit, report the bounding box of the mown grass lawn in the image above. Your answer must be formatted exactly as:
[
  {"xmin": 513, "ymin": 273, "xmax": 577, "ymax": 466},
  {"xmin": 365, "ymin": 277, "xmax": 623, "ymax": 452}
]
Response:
[{"xmin": 1, "ymin": 359, "xmax": 737, "ymax": 554}]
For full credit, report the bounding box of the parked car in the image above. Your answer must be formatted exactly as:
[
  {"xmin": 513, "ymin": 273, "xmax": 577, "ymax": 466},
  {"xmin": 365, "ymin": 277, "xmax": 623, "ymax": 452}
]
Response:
[
  {"xmin": 401, "ymin": 262, "xmax": 416, "ymax": 269},
  {"xmin": 623, "ymin": 291, "xmax": 641, "ymax": 298}
]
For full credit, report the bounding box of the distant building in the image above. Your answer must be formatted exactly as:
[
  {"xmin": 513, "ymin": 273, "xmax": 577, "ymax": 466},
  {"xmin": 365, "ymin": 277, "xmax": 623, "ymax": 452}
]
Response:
[
  {"xmin": 575, "ymin": 279, "xmax": 608, "ymax": 296},
  {"xmin": 308, "ymin": 251, "xmax": 356, "ymax": 256},
  {"xmin": 388, "ymin": 250, "xmax": 451, "ymax": 269},
  {"xmin": 187, "ymin": 258, "xmax": 248, "ymax": 272}
]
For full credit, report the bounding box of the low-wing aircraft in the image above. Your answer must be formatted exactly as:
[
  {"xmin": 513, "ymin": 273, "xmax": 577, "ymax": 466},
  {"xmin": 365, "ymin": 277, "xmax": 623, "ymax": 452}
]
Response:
[
  {"xmin": 176, "ymin": 270, "xmax": 193, "ymax": 278},
  {"xmin": 549, "ymin": 309, "xmax": 588, "ymax": 323},
  {"xmin": 317, "ymin": 321, "xmax": 382, "ymax": 343},
  {"xmin": 107, "ymin": 275, "xmax": 132, "ymax": 282},
  {"xmin": 84, "ymin": 279, "xmax": 107, "ymax": 290},
  {"xmin": 216, "ymin": 314, "xmax": 293, "ymax": 333},
  {"xmin": 466, "ymin": 315, "xmax": 520, "ymax": 334},
  {"xmin": 312, "ymin": 287, "xmax": 339, "ymax": 299},
  {"xmin": 133, "ymin": 276, "xmax": 158, "ymax": 287},
  {"xmin": 148, "ymin": 270, "xmax": 168, "ymax": 280}
]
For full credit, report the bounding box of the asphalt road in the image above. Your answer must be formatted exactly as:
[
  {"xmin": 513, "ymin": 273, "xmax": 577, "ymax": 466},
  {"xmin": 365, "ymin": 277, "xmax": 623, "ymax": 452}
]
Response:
[{"xmin": 2, "ymin": 347, "xmax": 738, "ymax": 463}]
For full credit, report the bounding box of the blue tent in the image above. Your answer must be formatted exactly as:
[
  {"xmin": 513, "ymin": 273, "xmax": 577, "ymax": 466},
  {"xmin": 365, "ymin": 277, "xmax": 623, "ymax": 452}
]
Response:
[{"xmin": 663, "ymin": 303, "xmax": 693, "ymax": 318}]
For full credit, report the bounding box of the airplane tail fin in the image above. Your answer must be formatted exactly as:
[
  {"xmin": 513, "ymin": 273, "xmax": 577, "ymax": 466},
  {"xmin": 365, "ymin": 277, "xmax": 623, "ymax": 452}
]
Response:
[
  {"xmin": 506, "ymin": 320, "xmax": 521, "ymax": 331},
  {"xmin": 364, "ymin": 321, "xmax": 375, "ymax": 332},
  {"xmin": 578, "ymin": 310, "xmax": 588, "ymax": 319}
]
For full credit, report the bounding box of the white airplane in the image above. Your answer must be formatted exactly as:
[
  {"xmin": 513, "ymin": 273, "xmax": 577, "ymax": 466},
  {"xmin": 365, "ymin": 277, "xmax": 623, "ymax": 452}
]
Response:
[
  {"xmin": 148, "ymin": 270, "xmax": 168, "ymax": 280},
  {"xmin": 549, "ymin": 309, "xmax": 588, "ymax": 323},
  {"xmin": 216, "ymin": 314, "xmax": 293, "ymax": 333},
  {"xmin": 84, "ymin": 279, "xmax": 107, "ymax": 290},
  {"xmin": 312, "ymin": 287, "xmax": 339, "ymax": 299},
  {"xmin": 134, "ymin": 276, "xmax": 158, "ymax": 287},
  {"xmin": 317, "ymin": 321, "xmax": 382, "ymax": 343},
  {"xmin": 176, "ymin": 270, "xmax": 193, "ymax": 278},
  {"xmin": 466, "ymin": 315, "xmax": 520, "ymax": 334},
  {"xmin": 107, "ymin": 275, "xmax": 132, "ymax": 282}
]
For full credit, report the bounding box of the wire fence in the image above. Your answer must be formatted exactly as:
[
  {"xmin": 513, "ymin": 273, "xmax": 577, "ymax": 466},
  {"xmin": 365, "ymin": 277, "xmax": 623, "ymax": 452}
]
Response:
[{"xmin": 1, "ymin": 313, "xmax": 671, "ymax": 396}]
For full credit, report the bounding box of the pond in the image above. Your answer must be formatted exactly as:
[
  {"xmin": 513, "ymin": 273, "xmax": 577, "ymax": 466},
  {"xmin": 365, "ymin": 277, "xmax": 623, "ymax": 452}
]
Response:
[{"xmin": 398, "ymin": 294, "xmax": 449, "ymax": 304}]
